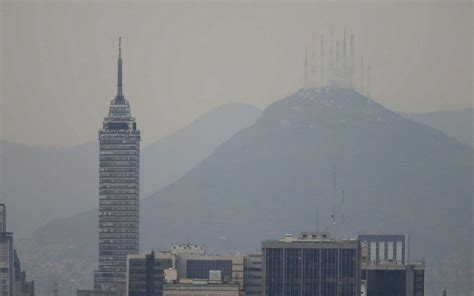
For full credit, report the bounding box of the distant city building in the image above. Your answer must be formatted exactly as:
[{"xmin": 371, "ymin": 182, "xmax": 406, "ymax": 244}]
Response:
[
  {"xmin": 154, "ymin": 245, "xmax": 244, "ymax": 290},
  {"xmin": 174, "ymin": 254, "xmax": 243, "ymax": 287},
  {"xmin": 94, "ymin": 38, "xmax": 141, "ymax": 295},
  {"xmin": 126, "ymin": 251, "xmax": 173, "ymax": 296},
  {"xmin": 0, "ymin": 231, "xmax": 14, "ymax": 296},
  {"xmin": 162, "ymin": 282, "xmax": 240, "ymax": 296},
  {"xmin": 168, "ymin": 244, "xmax": 206, "ymax": 256},
  {"xmin": 358, "ymin": 234, "xmax": 409, "ymax": 265},
  {"xmin": 262, "ymin": 232, "xmax": 360, "ymax": 296},
  {"xmin": 359, "ymin": 234, "xmax": 425, "ymax": 296},
  {"xmin": 13, "ymin": 252, "xmax": 34, "ymax": 296},
  {"xmin": 0, "ymin": 204, "xmax": 6, "ymax": 233},
  {"xmin": 0, "ymin": 204, "xmax": 34, "ymax": 296},
  {"xmin": 361, "ymin": 262, "xmax": 425, "ymax": 296},
  {"xmin": 77, "ymin": 290, "xmax": 118, "ymax": 296},
  {"xmin": 243, "ymin": 254, "xmax": 261, "ymax": 296}
]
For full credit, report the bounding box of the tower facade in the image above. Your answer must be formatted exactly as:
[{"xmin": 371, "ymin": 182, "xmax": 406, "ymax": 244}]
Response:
[
  {"xmin": 262, "ymin": 232, "xmax": 360, "ymax": 296},
  {"xmin": 94, "ymin": 38, "xmax": 141, "ymax": 294}
]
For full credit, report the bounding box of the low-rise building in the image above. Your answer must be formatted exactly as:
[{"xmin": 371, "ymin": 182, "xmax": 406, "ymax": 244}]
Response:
[
  {"xmin": 163, "ymin": 281, "xmax": 240, "ymax": 296},
  {"xmin": 243, "ymin": 254, "xmax": 261, "ymax": 295}
]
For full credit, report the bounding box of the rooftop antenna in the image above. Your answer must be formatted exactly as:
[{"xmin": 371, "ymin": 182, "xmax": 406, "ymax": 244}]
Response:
[
  {"xmin": 343, "ymin": 28, "xmax": 347, "ymax": 87},
  {"xmin": 360, "ymin": 56, "xmax": 364, "ymax": 94},
  {"xmin": 311, "ymin": 32, "xmax": 317, "ymax": 88},
  {"xmin": 340, "ymin": 189, "xmax": 345, "ymax": 236},
  {"xmin": 116, "ymin": 36, "xmax": 124, "ymax": 99},
  {"xmin": 304, "ymin": 45, "xmax": 308, "ymax": 89},
  {"xmin": 336, "ymin": 36, "xmax": 340, "ymax": 87},
  {"xmin": 320, "ymin": 34, "xmax": 324, "ymax": 88},
  {"xmin": 331, "ymin": 167, "xmax": 337, "ymax": 237},
  {"xmin": 367, "ymin": 64, "xmax": 371, "ymax": 98},
  {"xmin": 316, "ymin": 208, "xmax": 319, "ymax": 232},
  {"xmin": 330, "ymin": 26, "xmax": 333, "ymax": 86},
  {"xmin": 350, "ymin": 33, "xmax": 354, "ymax": 89}
]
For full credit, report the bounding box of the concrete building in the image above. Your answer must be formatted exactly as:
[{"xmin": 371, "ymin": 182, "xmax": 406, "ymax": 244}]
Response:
[
  {"xmin": 174, "ymin": 254, "xmax": 243, "ymax": 286},
  {"xmin": 359, "ymin": 234, "xmax": 424, "ymax": 296},
  {"xmin": 126, "ymin": 252, "xmax": 173, "ymax": 296},
  {"xmin": 94, "ymin": 38, "xmax": 141, "ymax": 295},
  {"xmin": 162, "ymin": 282, "xmax": 240, "ymax": 296},
  {"xmin": 358, "ymin": 234, "xmax": 409, "ymax": 265},
  {"xmin": 77, "ymin": 290, "xmax": 118, "ymax": 296},
  {"xmin": 361, "ymin": 262, "xmax": 425, "ymax": 296},
  {"xmin": 0, "ymin": 204, "xmax": 34, "ymax": 296},
  {"xmin": 262, "ymin": 232, "xmax": 360, "ymax": 296},
  {"xmin": 13, "ymin": 252, "xmax": 34, "ymax": 296},
  {"xmin": 0, "ymin": 231, "xmax": 14, "ymax": 296},
  {"xmin": 243, "ymin": 254, "xmax": 261, "ymax": 296}
]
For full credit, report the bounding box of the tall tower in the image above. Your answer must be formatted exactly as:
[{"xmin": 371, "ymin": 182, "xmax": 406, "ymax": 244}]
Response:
[{"xmin": 94, "ymin": 38, "xmax": 141, "ymax": 295}]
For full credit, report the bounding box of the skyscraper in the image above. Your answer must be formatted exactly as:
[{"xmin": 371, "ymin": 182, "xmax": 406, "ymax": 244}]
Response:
[
  {"xmin": 94, "ymin": 38, "xmax": 141, "ymax": 295},
  {"xmin": 0, "ymin": 204, "xmax": 14, "ymax": 296}
]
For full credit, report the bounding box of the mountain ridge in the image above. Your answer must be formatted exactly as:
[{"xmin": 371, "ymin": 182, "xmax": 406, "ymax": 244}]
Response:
[
  {"xmin": 0, "ymin": 102, "xmax": 261, "ymax": 237},
  {"xmin": 18, "ymin": 89, "xmax": 473, "ymax": 296}
]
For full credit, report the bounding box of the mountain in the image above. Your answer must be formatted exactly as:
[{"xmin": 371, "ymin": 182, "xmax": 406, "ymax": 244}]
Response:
[
  {"xmin": 18, "ymin": 89, "xmax": 473, "ymax": 295},
  {"xmin": 0, "ymin": 103, "xmax": 261, "ymax": 237},
  {"xmin": 406, "ymin": 108, "xmax": 473, "ymax": 147}
]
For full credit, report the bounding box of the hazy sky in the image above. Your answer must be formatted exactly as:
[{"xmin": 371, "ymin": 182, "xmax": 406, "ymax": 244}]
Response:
[{"xmin": 1, "ymin": 1, "xmax": 472, "ymax": 147}]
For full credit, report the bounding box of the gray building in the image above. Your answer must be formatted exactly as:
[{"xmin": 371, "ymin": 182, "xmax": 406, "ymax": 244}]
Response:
[
  {"xmin": 94, "ymin": 38, "xmax": 141, "ymax": 295},
  {"xmin": 262, "ymin": 232, "xmax": 360, "ymax": 296},
  {"xmin": 359, "ymin": 234, "xmax": 424, "ymax": 296},
  {"xmin": 126, "ymin": 252, "xmax": 173, "ymax": 296},
  {"xmin": 0, "ymin": 204, "xmax": 34, "ymax": 296},
  {"xmin": 243, "ymin": 254, "xmax": 262, "ymax": 296},
  {"xmin": 361, "ymin": 262, "xmax": 425, "ymax": 296},
  {"xmin": 0, "ymin": 232, "xmax": 14, "ymax": 296},
  {"xmin": 77, "ymin": 290, "xmax": 118, "ymax": 296},
  {"xmin": 358, "ymin": 234, "xmax": 409, "ymax": 265}
]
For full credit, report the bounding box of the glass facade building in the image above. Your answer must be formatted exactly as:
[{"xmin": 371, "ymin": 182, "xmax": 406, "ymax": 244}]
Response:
[
  {"xmin": 262, "ymin": 233, "xmax": 360, "ymax": 296},
  {"xmin": 361, "ymin": 264, "xmax": 425, "ymax": 296},
  {"xmin": 127, "ymin": 252, "xmax": 173, "ymax": 296},
  {"xmin": 94, "ymin": 39, "xmax": 141, "ymax": 295}
]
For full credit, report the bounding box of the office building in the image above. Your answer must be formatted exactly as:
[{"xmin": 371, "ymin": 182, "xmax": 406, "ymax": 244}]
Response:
[
  {"xmin": 126, "ymin": 252, "xmax": 173, "ymax": 296},
  {"xmin": 77, "ymin": 290, "xmax": 118, "ymax": 296},
  {"xmin": 0, "ymin": 231, "xmax": 14, "ymax": 296},
  {"xmin": 243, "ymin": 254, "xmax": 262, "ymax": 295},
  {"xmin": 174, "ymin": 254, "xmax": 243, "ymax": 286},
  {"xmin": 361, "ymin": 262, "xmax": 425, "ymax": 296},
  {"xmin": 359, "ymin": 234, "xmax": 424, "ymax": 296},
  {"xmin": 262, "ymin": 232, "xmax": 360, "ymax": 296},
  {"xmin": 162, "ymin": 282, "xmax": 240, "ymax": 296},
  {"xmin": 0, "ymin": 204, "xmax": 34, "ymax": 296},
  {"xmin": 94, "ymin": 38, "xmax": 141, "ymax": 294},
  {"xmin": 13, "ymin": 252, "xmax": 34, "ymax": 296}
]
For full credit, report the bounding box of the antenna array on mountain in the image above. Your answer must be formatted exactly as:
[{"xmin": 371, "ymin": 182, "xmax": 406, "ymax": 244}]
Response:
[{"xmin": 301, "ymin": 27, "xmax": 373, "ymax": 95}]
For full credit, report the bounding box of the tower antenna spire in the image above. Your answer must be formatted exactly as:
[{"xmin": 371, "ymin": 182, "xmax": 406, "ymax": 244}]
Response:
[
  {"xmin": 117, "ymin": 36, "xmax": 123, "ymax": 98},
  {"xmin": 360, "ymin": 56, "xmax": 364, "ymax": 94},
  {"xmin": 320, "ymin": 34, "xmax": 324, "ymax": 88},
  {"xmin": 304, "ymin": 44, "xmax": 308, "ymax": 89},
  {"xmin": 311, "ymin": 32, "xmax": 317, "ymax": 88},
  {"xmin": 367, "ymin": 64, "xmax": 371, "ymax": 98}
]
